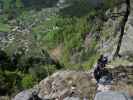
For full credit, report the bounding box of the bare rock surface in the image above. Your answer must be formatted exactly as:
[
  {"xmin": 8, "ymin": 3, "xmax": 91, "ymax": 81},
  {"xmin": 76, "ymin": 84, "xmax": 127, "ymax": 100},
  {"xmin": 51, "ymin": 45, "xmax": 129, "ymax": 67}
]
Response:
[
  {"xmin": 38, "ymin": 70, "xmax": 96, "ymax": 100},
  {"xmin": 13, "ymin": 65, "xmax": 133, "ymax": 100},
  {"xmin": 94, "ymin": 91, "xmax": 131, "ymax": 100},
  {"xmin": 120, "ymin": 0, "xmax": 133, "ymax": 58},
  {"xmin": 13, "ymin": 89, "xmax": 33, "ymax": 100}
]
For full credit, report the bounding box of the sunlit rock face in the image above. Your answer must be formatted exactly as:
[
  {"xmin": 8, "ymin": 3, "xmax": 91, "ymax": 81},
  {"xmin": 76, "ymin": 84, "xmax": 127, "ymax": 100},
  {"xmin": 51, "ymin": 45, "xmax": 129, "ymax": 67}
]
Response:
[
  {"xmin": 99, "ymin": 0, "xmax": 126, "ymax": 60},
  {"xmin": 120, "ymin": 0, "xmax": 133, "ymax": 59},
  {"xmin": 99, "ymin": 0, "xmax": 133, "ymax": 61}
]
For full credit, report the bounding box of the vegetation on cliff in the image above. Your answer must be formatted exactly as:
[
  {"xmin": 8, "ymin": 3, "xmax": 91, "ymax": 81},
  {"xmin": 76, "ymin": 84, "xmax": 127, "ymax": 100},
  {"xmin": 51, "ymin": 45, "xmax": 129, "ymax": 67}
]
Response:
[{"xmin": 0, "ymin": 0, "xmax": 119, "ymax": 96}]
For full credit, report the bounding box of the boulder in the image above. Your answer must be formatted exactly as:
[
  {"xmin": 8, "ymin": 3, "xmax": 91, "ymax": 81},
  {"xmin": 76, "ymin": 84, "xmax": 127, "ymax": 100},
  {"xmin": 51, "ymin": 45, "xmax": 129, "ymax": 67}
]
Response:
[
  {"xmin": 63, "ymin": 96, "xmax": 80, "ymax": 100},
  {"xmin": 94, "ymin": 91, "xmax": 131, "ymax": 100},
  {"xmin": 13, "ymin": 90, "xmax": 32, "ymax": 100},
  {"xmin": 38, "ymin": 71, "xmax": 96, "ymax": 99}
]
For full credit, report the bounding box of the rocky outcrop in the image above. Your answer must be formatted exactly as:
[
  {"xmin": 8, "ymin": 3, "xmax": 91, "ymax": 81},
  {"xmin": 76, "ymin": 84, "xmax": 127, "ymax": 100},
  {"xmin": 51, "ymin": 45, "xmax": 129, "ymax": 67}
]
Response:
[
  {"xmin": 100, "ymin": 0, "xmax": 132, "ymax": 60},
  {"xmin": 37, "ymin": 71, "xmax": 96, "ymax": 99},
  {"xmin": 99, "ymin": 0, "xmax": 126, "ymax": 60},
  {"xmin": 13, "ymin": 90, "xmax": 33, "ymax": 100},
  {"xmin": 94, "ymin": 91, "xmax": 131, "ymax": 100},
  {"xmin": 13, "ymin": 71, "xmax": 96, "ymax": 100},
  {"xmin": 38, "ymin": 65, "xmax": 132, "ymax": 98},
  {"xmin": 119, "ymin": 0, "xmax": 133, "ymax": 59},
  {"xmin": 114, "ymin": 0, "xmax": 130, "ymax": 58},
  {"xmin": 109, "ymin": 65, "xmax": 133, "ymax": 97},
  {"xmin": 13, "ymin": 65, "xmax": 133, "ymax": 100},
  {"xmin": 100, "ymin": 0, "xmax": 133, "ymax": 61}
]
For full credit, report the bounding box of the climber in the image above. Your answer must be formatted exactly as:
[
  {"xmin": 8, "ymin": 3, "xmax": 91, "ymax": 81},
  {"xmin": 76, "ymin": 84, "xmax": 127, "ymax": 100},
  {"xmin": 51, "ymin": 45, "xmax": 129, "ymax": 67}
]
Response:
[
  {"xmin": 98, "ymin": 55, "xmax": 108, "ymax": 68},
  {"xmin": 94, "ymin": 55, "xmax": 108, "ymax": 82}
]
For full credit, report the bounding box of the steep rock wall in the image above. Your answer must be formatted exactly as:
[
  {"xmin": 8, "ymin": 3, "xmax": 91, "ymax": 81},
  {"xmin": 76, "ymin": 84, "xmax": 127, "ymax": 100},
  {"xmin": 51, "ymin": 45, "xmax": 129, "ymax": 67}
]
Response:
[
  {"xmin": 119, "ymin": 0, "xmax": 133, "ymax": 60},
  {"xmin": 100, "ymin": 0, "xmax": 132, "ymax": 61}
]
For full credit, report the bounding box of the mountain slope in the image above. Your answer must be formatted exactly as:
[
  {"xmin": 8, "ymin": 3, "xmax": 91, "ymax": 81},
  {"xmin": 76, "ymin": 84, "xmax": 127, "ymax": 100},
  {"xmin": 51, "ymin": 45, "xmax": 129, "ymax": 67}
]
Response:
[{"xmin": 0, "ymin": 0, "xmax": 133, "ymax": 99}]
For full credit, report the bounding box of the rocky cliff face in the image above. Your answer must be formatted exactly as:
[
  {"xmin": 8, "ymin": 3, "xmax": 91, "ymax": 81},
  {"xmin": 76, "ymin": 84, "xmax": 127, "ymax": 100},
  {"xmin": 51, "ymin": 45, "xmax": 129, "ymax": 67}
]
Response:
[
  {"xmin": 100, "ymin": 0, "xmax": 133, "ymax": 61},
  {"xmin": 1, "ymin": 0, "xmax": 133, "ymax": 99},
  {"xmin": 13, "ymin": 65, "xmax": 133, "ymax": 100},
  {"xmin": 120, "ymin": 0, "xmax": 133, "ymax": 59}
]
